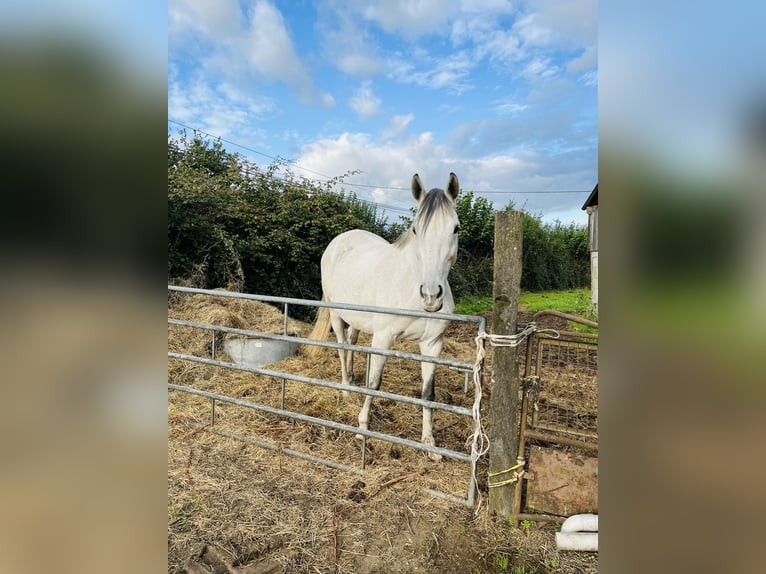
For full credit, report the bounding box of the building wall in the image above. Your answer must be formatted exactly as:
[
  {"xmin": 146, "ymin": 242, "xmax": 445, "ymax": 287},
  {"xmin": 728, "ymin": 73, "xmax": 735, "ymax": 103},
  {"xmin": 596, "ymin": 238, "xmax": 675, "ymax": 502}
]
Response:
[
  {"xmin": 587, "ymin": 205, "xmax": 598, "ymax": 311},
  {"xmin": 590, "ymin": 250, "xmax": 598, "ymax": 312},
  {"xmin": 587, "ymin": 205, "xmax": 598, "ymax": 252}
]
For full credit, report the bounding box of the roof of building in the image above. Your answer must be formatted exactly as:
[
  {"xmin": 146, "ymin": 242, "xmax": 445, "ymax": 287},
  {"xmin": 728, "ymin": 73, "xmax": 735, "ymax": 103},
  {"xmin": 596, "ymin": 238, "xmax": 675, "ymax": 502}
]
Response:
[{"xmin": 581, "ymin": 183, "xmax": 598, "ymax": 210}]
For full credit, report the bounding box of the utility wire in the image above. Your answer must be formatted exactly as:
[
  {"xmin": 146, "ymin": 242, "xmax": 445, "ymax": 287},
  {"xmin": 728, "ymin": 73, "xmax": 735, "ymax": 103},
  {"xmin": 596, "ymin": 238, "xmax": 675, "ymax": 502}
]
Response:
[{"xmin": 168, "ymin": 118, "xmax": 591, "ymax": 218}]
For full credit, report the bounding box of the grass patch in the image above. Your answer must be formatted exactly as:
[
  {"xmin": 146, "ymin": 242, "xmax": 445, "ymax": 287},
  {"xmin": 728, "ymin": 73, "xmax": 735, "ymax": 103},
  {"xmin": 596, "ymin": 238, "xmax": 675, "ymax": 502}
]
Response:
[
  {"xmin": 453, "ymin": 295, "xmax": 493, "ymax": 315},
  {"xmin": 455, "ymin": 289, "xmax": 594, "ymax": 316},
  {"xmin": 518, "ymin": 288, "xmax": 592, "ymax": 315},
  {"xmin": 455, "ymin": 288, "xmax": 597, "ymax": 333},
  {"xmin": 521, "ymin": 288, "xmax": 597, "ymax": 333}
]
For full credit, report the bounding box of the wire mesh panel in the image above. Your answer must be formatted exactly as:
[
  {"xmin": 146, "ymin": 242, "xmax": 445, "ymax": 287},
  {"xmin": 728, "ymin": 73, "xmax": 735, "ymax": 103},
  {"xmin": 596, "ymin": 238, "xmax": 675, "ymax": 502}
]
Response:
[{"xmin": 531, "ymin": 337, "xmax": 598, "ymax": 443}]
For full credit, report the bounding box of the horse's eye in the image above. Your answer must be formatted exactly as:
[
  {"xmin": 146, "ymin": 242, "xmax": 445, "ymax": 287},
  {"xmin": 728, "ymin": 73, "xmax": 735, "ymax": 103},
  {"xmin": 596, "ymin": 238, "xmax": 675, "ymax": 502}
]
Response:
[
  {"xmin": 412, "ymin": 227, "xmax": 417, "ymax": 236},
  {"xmin": 454, "ymin": 225, "xmax": 460, "ymax": 234}
]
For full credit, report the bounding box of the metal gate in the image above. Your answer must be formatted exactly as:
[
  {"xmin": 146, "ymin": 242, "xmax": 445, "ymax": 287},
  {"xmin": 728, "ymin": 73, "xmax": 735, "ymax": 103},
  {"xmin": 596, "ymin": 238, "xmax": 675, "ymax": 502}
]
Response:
[
  {"xmin": 514, "ymin": 311, "xmax": 598, "ymax": 520},
  {"xmin": 168, "ymin": 285, "xmax": 487, "ymax": 506}
]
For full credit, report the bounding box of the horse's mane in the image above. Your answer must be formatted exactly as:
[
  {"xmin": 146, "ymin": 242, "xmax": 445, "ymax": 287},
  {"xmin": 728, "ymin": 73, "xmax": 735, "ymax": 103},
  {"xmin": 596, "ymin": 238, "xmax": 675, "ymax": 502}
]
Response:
[{"xmin": 393, "ymin": 188, "xmax": 453, "ymax": 249}]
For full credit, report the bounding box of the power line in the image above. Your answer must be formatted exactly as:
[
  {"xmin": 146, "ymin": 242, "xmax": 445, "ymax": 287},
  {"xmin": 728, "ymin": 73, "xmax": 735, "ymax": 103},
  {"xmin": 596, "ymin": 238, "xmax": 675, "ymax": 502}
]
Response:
[
  {"xmin": 344, "ymin": 181, "xmax": 590, "ymax": 194},
  {"xmin": 170, "ymin": 119, "xmax": 418, "ymax": 216},
  {"xmin": 169, "ymin": 119, "xmax": 339, "ymax": 182},
  {"xmin": 169, "ymin": 119, "xmax": 284, "ymax": 164},
  {"xmin": 168, "ymin": 119, "xmax": 591, "ymax": 212}
]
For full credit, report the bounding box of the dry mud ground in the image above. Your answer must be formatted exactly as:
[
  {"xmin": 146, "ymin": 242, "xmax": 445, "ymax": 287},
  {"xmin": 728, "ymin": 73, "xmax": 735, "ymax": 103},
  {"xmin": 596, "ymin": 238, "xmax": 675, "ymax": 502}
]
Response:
[{"xmin": 168, "ymin": 293, "xmax": 598, "ymax": 573}]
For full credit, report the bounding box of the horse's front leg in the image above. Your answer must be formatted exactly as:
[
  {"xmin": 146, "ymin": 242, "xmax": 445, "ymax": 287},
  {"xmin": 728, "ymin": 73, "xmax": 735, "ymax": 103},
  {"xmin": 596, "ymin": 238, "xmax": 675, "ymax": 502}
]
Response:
[
  {"xmin": 420, "ymin": 337, "xmax": 444, "ymax": 462},
  {"xmin": 356, "ymin": 332, "xmax": 392, "ymax": 439}
]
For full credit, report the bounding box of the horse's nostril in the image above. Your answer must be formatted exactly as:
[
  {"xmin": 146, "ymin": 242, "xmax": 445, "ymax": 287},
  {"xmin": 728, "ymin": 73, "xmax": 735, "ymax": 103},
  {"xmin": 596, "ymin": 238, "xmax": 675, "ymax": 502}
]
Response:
[{"xmin": 421, "ymin": 285, "xmax": 444, "ymax": 300}]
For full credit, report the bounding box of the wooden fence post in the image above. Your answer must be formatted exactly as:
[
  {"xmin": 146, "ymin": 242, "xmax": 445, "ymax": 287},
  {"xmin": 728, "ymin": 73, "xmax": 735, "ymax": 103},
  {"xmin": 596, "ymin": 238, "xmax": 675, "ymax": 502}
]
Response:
[{"xmin": 488, "ymin": 210, "xmax": 523, "ymax": 518}]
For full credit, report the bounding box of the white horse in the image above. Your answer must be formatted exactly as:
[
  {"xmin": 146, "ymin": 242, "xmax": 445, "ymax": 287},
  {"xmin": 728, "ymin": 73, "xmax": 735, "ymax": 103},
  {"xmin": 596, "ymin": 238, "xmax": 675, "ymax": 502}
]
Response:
[{"xmin": 310, "ymin": 173, "xmax": 460, "ymax": 460}]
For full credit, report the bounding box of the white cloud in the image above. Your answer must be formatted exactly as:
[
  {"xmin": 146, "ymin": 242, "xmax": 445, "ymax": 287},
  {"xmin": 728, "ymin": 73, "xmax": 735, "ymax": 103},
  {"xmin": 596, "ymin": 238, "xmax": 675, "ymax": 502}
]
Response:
[
  {"xmin": 516, "ymin": 0, "xmax": 597, "ymax": 49},
  {"xmin": 169, "ymin": 0, "xmax": 334, "ymax": 107},
  {"xmin": 389, "ymin": 51, "xmax": 474, "ymax": 93},
  {"xmin": 349, "ymin": 81, "xmax": 382, "ymax": 118},
  {"xmin": 492, "ymin": 98, "xmax": 529, "ymax": 116},
  {"xmin": 316, "ymin": 4, "xmax": 386, "ymax": 76},
  {"xmin": 294, "ymin": 126, "xmax": 589, "ymax": 225},
  {"xmin": 360, "ymin": 0, "xmax": 460, "ymax": 39},
  {"xmin": 474, "ymin": 28, "xmax": 524, "ymax": 65},
  {"xmin": 462, "ymin": 0, "xmax": 597, "ymax": 77},
  {"xmin": 522, "ymin": 57, "xmax": 560, "ymax": 79},
  {"xmin": 567, "ymin": 45, "xmax": 597, "ymax": 74},
  {"xmin": 578, "ymin": 70, "xmax": 598, "ymax": 87},
  {"xmin": 458, "ymin": 0, "xmax": 515, "ymax": 14},
  {"xmin": 337, "ymin": 53, "xmax": 386, "ymax": 76},
  {"xmin": 169, "ymin": 0, "xmax": 242, "ymax": 40},
  {"xmin": 514, "ymin": 13, "xmax": 553, "ymax": 47},
  {"xmin": 380, "ymin": 113, "xmax": 415, "ymax": 140},
  {"xmin": 297, "ymin": 130, "xmax": 453, "ymax": 210},
  {"xmin": 168, "ymin": 66, "xmax": 273, "ymax": 148}
]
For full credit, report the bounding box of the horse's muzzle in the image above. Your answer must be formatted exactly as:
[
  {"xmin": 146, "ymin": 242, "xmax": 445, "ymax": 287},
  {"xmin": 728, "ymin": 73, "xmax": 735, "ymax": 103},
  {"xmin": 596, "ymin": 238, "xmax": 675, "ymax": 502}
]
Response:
[{"xmin": 420, "ymin": 284, "xmax": 444, "ymax": 312}]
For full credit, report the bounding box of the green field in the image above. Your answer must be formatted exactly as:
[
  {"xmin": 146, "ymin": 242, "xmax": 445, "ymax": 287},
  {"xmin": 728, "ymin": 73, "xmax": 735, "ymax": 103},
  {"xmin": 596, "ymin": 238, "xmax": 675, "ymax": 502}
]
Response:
[
  {"xmin": 454, "ymin": 288, "xmax": 597, "ymax": 333},
  {"xmin": 454, "ymin": 288, "xmax": 594, "ymax": 316}
]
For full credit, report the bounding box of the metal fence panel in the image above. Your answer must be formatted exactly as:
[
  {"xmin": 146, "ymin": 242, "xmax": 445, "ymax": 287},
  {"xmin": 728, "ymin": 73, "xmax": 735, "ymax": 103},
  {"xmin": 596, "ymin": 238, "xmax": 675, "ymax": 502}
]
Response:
[{"xmin": 168, "ymin": 285, "xmax": 486, "ymax": 506}]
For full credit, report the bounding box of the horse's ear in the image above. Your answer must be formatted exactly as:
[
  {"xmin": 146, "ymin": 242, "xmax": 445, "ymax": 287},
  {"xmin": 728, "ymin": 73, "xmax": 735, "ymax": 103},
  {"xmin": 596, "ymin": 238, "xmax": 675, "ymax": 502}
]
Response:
[
  {"xmin": 446, "ymin": 172, "xmax": 459, "ymax": 202},
  {"xmin": 411, "ymin": 173, "xmax": 425, "ymax": 203}
]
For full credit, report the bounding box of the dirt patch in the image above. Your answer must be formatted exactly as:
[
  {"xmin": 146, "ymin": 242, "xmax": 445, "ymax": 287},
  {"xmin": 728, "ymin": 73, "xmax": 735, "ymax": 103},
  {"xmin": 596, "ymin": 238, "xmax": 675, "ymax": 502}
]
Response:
[{"xmin": 168, "ymin": 293, "xmax": 598, "ymax": 573}]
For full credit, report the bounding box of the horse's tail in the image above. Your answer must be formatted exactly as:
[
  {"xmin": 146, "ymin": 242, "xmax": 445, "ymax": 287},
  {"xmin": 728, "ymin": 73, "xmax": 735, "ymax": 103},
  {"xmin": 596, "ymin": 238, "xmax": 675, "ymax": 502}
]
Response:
[{"xmin": 305, "ymin": 300, "xmax": 331, "ymax": 360}]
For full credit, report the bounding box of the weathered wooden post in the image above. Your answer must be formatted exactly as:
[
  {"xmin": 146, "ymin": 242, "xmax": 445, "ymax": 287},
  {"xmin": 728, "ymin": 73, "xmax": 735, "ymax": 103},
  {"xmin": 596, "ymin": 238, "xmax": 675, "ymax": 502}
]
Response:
[{"xmin": 488, "ymin": 210, "xmax": 523, "ymax": 518}]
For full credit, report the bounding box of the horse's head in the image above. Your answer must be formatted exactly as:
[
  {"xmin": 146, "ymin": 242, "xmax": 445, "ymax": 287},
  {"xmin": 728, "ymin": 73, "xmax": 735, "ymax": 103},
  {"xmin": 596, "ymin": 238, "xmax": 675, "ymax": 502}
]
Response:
[{"xmin": 409, "ymin": 172, "xmax": 460, "ymax": 312}]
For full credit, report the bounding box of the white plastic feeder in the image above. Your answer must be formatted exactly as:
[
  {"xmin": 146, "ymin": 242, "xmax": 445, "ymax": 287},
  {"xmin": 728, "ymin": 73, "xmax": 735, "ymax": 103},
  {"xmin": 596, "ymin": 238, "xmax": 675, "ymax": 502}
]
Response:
[
  {"xmin": 223, "ymin": 336, "xmax": 300, "ymax": 368},
  {"xmin": 555, "ymin": 513, "xmax": 598, "ymax": 552}
]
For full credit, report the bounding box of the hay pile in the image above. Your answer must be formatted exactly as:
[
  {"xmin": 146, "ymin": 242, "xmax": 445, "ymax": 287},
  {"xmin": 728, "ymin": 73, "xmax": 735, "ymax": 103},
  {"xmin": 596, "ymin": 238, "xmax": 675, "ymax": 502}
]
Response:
[{"xmin": 167, "ymin": 292, "xmax": 597, "ymax": 574}]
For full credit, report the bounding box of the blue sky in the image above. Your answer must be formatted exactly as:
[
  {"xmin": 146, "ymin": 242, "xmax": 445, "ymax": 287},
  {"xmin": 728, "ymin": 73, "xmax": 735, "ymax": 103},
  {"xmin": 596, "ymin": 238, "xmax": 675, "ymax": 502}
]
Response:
[{"xmin": 169, "ymin": 0, "xmax": 597, "ymax": 225}]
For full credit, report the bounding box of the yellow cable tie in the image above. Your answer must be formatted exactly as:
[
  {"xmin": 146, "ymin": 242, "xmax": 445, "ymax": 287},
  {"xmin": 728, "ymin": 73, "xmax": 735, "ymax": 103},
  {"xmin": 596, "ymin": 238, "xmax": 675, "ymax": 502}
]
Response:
[
  {"xmin": 487, "ymin": 461, "xmax": 524, "ymax": 478},
  {"xmin": 487, "ymin": 470, "xmax": 525, "ymax": 488}
]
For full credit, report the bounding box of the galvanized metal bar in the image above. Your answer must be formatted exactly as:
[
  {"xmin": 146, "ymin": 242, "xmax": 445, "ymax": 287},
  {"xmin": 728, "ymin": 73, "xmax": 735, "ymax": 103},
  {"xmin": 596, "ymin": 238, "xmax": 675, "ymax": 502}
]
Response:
[
  {"xmin": 283, "ymin": 303, "xmax": 289, "ymax": 335},
  {"xmin": 169, "ymin": 285, "xmax": 485, "ymax": 325},
  {"xmin": 426, "ymin": 488, "xmax": 472, "ymax": 507},
  {"xmin": 211, "ymin": 398, "xmax": 216, "ymax": 426},
  {"xmin": 168, "ymin": 383, "xmax": 472, "ymax": 462},
  {"xmin": 168, "ymin": 317, "xmax": 474, "ymax": 371},
  {"xmin": 168, "ymin": 352, "xmax": 473, "ymax": 417},
  {"xmin": 182, "ymin": 422, "xmax": 364, "ymax": 475},
  {"xmin": 211, "ymin": 331, "xmax": 216, "ymax": 360}
]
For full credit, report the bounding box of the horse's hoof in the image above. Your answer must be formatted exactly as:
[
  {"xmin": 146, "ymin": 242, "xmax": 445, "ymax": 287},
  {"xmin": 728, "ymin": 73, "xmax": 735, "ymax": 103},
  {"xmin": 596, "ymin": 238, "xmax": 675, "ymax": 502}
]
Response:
[
  {"xmin": 427, "ymin": 451, "xmax": 443, "ymax": 462},
  {"xmin": 355, "ymin": 433, "xmax": 364, "ymax": 441},
  {"xmin": 423, "ymin": 437, "xmax": 442, "ymax": 462},
  {"xmin": 341, "ymin": 390, "xmax": 351, "ymax": 399}
]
